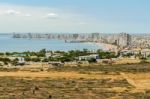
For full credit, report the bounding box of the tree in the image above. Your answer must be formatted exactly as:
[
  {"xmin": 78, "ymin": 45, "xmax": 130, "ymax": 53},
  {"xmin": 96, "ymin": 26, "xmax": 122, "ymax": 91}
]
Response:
[
  {"xmin": 39, "ymin": 49, "xmax": 46, "ymax": 54},
  {"xmin": 83, "ymin": 49, "xmax": 89, "ymax": 54},
  {"xmin": 37, "ymin": 49, "xmax": 46, "ymax": 57},
  {"xmin": 0, "ymin": 53, "xmax": 4, "ymax": 56},
  {"xmin": 42, "ymin": 58, "xmax": 49, "ymax": 62},
  {"xmin": 31, "ymin": 58, "xmax": 41, "ymax": 62},
  {"xmin": 11, "ymin": 58, "xmax": 18, "ymax": 66},
  {"xmin": 25, "ymin": 57, "xmax": 31, "ymax": 62},
  {"xmin": 97, "ymin": 50, "xmax": 116, "ymax": 59},
  {"xmin": 88, "ymin": 58, "xmax": 96, "ymax": 63}
]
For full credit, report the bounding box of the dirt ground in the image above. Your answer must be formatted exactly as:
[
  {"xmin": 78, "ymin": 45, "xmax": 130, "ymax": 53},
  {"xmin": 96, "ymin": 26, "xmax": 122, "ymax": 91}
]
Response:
[
  {"xmin": 0, "ymin": 71, "xmax": 149, "ymax": 90},
  {"xmin": 0, "ymin": 64, "xmax": 150, "ymax": 99},
  {"xmin": 0, "ymin": 71, "xmax": 131, "ymax": 99},
  {"xmin": 123, "ymin": 73, "xmax": 150, "ymax": 90}
]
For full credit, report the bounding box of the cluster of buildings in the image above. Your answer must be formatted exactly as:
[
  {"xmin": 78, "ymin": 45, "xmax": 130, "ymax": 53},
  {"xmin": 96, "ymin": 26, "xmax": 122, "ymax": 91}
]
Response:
[
  {"xmin": 0, "ymin": 32, "xmax": 149, "ymax": 69},
  {"xmin": 132, "ymin": 34, "xmax": 150, "ymax": 48},
  {"xmin": 121, "ymin": 48, "xmax": 150, "ymax": 59},
  {"xmin": 13, "ymin": 32, "xmax": 132, "ymax": 47},
  {"xmin": 12, "ymin": 32, "xmax": 150, "ymax": 59}
]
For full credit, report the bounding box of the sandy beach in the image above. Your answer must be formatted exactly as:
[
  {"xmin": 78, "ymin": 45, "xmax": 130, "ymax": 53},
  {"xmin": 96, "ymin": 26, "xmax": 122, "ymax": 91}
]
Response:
[
  {"xmin": 96, "ymin": 43, "xmax": 118, "ymax": 51},
  {"xmin": 88, "ymin": 42, "xmax": 118, "ymax": 51}
]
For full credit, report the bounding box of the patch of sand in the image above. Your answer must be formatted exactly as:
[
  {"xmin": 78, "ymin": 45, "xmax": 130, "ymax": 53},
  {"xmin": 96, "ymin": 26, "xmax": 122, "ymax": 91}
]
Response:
[
  {"xmin": 115, "ymin": 59, "xmax": 141, "ymax": 64},
  {"xmin": 0, "ymin": 71, "xmax": 114, "ymax": 79},
  {"xmin": 121, "ymin": 72, "xmax": 150, "ymax": 90},
  {"xmin": 0, "ymin": 71, "xmax": 125, "ymax": 83}
]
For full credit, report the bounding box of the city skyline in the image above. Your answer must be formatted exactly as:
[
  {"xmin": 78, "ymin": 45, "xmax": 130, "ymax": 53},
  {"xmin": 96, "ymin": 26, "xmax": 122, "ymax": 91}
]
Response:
[{"xmin": 0, "ymin": 0, "xmax": 150, "ymax": 33}]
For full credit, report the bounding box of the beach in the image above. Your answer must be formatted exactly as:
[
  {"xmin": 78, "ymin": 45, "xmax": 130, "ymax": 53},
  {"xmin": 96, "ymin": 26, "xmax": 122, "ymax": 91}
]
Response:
[
  {"xmin": 88, "ymin": 42, "xmax": 118, "ymax": 51},
  {"xmin": 96, "ymin": 43, "xmax": 118, "ymax": 51}
]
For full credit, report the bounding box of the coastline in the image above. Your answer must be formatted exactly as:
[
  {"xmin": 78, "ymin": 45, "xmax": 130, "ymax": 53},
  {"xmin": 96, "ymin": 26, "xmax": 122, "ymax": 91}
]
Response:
[
  {"xmin": 87, "ymin": 42, "xmax": 118, "ymax": 51},
  {"xmin": 97, "ymin": 43, "xmax": 118, "ymax": 51}
]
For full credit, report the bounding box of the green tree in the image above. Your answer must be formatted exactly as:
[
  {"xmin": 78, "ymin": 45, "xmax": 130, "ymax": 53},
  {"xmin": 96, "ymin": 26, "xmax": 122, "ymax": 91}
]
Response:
[
  {"xmin": 97, "ymin": 50, "xmax": 116, "ymax": 59},
  {"xmin": 31, "ymin": 58, "xmax": 41, "ymax": 62}
]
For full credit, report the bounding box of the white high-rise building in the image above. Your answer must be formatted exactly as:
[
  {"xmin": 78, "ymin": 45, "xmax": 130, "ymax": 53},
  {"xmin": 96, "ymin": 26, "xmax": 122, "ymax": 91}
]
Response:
[{"xmin": 117, "ymin": 33, "xmax": 132, "ymax": 47}]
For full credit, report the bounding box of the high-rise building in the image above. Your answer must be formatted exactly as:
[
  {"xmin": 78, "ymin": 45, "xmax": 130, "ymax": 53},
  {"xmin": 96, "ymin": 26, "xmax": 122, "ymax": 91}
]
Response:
[{"xmin": 117, "ymin": 33, "xmax": 132, "ymax": 47}]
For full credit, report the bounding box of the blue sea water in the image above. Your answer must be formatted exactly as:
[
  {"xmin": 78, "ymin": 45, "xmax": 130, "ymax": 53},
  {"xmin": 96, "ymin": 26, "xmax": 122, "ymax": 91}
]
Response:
[{"xmin": 0, "ymin": 34, "xmax": 103, "ymax": 52}]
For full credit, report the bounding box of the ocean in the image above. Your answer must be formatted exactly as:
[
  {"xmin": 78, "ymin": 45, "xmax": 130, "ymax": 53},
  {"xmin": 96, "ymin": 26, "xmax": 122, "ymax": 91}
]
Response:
[{"xmin": 0, "ymin": 34, "xmax": 103, "ymax": 52}]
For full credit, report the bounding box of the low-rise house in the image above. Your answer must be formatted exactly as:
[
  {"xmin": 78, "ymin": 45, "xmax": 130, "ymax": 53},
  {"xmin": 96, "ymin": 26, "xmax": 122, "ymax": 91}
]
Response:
[
  {"xmin": 131, "ymin": 48, "xmax": 141, "ymax": 55},
  {"xmin": 46, "ymin": 52, "xmax": 63, "ymax": 58},
  {"xmin": 120, "ymin": 49, "xmax": 132, "ymax": 56},
  {"xmin": 120, "ymin": 48, "xmax": 141, "ymax": 57},
  {"xmin": 12, "ymin": 53, "xmax": 27, "ymax": 57},
  {"xmin": 18, "ymin": 57, "xmax": 25, "ymax": 64},
  {"xmin": 45, "ymin": 53, "xmax": 52, "ymax": 58},
  {"xmin": 120, "ymin": 49, "xmax": 141, "ymax": 59},
  {"xmin": 78, "ymin": 54, "xmax": 99, "ymax": 61},
  {"xmin": 52, "ymin": 55, "xmax": 63, "ymax": 58},
  {"xmin": 9, "ymin": 57, "xmax": 25, "ymax": 66},
  {"xmin": 141, "ymin": 49, "xmax": 150, "ymax": 58}
]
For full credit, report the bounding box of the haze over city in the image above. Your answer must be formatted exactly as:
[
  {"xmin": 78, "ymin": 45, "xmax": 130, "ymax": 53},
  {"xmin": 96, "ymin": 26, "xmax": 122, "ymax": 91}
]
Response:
[{"xmin": 0, "ymin": 0, "xmax": 150, "ymax": 33}]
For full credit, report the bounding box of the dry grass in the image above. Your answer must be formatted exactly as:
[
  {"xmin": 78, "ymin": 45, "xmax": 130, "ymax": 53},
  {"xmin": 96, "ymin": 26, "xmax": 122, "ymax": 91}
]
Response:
[
  {"xmin": 0, "ymin": 63, "xmax": 150, "ymax": 98},
  {"xmin": 0, "ymin": 71, "xmax": 98, "ymax": 79},
  {"xmin": 0, "ymin": 76, "xmax": 133, "ymax": 99},
  {"xmin": 114, "ymin": 58, "xmax": 141, "ymax": 64},
  {"xmin": 124, "ymin": 73, "xmax": 150, "ymax": 90}
]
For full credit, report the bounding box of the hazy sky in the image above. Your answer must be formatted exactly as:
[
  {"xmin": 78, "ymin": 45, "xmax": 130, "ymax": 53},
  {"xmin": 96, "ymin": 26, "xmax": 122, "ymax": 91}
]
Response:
[{"xmin": 0, "ymin": 0, "xmax": 150, "ymax": 33}]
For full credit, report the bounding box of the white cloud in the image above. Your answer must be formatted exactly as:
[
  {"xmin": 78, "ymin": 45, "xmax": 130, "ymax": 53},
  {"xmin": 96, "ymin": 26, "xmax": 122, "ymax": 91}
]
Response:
[
  {"xmin": 0, "ymin": 4, "xmax": 92, "ymax": 32},
  {"xmin": 5, "ymin": 9, "xmax": 20, "ymax": 16},
  {"xmin": 4, "ymin": 9, "xmax": 31, "ymax": 17},
  {"xmin": 44, "ymin": 13, "xmax": 59, "ymax": 19}
]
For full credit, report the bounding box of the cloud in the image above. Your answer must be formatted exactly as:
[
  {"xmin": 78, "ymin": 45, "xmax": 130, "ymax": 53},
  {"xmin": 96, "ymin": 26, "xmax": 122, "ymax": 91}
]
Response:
[
  {"xmin": 44, "ymin": 13, "xmax": 59, "ymax": 19},
  {"xmin": 5, "ymin": 9, "xmax": 20, "ymax": 16},
  {"xmin": 4, "ymin": 9, "xmax": 31, "ymax": 17}
]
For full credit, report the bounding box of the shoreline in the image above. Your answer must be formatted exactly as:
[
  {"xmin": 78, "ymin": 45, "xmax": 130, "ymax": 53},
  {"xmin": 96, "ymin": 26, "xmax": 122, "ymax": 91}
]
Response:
[
  {"xmin": 87, "ymin": 42, "xmax": 118, "ymax": 51},
  {"xmin": 97, "ymin": 43, "xmax": 118, "ymax": 51}
]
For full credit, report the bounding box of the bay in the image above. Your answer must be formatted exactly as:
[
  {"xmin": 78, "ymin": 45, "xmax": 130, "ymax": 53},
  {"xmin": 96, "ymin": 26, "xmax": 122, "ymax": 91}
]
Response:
[{"xmin": 0, "ymin": 34, "xmax": 103, "ymax": 52}]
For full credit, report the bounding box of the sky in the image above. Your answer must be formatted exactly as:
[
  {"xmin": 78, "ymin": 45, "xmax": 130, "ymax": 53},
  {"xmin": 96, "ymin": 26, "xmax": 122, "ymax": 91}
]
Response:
[{"xmin": 0, "ymin": 0, "xmax": 150, "ymax": 33}]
